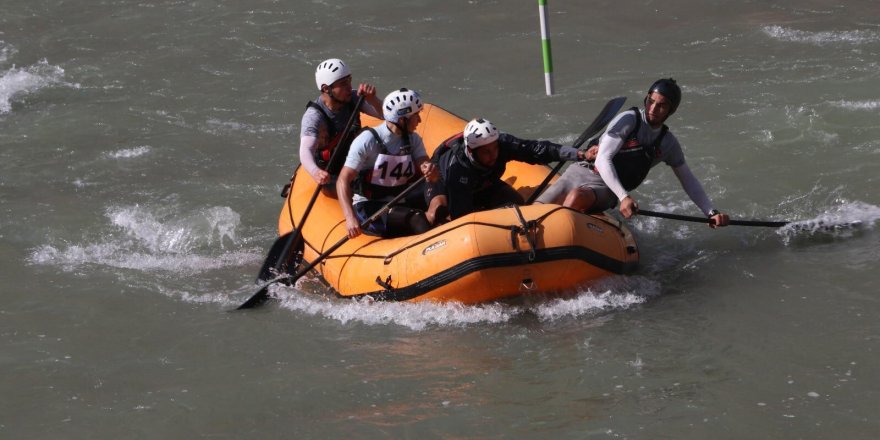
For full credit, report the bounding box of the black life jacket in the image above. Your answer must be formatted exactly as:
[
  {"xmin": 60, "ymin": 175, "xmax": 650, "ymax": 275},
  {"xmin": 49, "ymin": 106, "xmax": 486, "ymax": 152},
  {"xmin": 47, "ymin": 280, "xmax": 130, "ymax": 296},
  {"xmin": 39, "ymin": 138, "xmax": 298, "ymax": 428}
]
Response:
[
  {"xmin": 305, "ymin": 97, "xmax": 362, "ymax": 174},
  {"xmin": 433, "ymin": 132, "xmax": 505, "ymax": 190},
  {"xmin": 590, "ymin": 107, "xmax": 668, "ymax": 191},
  {"xmin": 431, "ymin": 132, "xmax": 462, "ymax": 164},
  {"xmin": 353, "ymin": 127, "xmax": 418, "ymax": 200}
]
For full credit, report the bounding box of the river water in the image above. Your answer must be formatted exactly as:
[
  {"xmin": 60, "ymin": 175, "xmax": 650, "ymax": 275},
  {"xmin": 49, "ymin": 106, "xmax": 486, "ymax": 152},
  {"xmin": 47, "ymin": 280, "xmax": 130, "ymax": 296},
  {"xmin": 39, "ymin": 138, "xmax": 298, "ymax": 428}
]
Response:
[{"xmin": 2, "ymin": 0, "xmax": 879, "ymax": 438}]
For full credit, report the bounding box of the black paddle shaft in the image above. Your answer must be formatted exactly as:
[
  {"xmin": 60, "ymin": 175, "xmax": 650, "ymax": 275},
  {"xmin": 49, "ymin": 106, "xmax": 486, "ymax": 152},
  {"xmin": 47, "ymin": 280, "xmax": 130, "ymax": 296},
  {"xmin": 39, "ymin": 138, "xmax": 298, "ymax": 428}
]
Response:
[
  {"xmin": 255, "ymin": 94, "xmax": 367, "ymax": 285},
  {"xmin": 638, "ymin": 209, "xmax": 789, "ymax": 227}
]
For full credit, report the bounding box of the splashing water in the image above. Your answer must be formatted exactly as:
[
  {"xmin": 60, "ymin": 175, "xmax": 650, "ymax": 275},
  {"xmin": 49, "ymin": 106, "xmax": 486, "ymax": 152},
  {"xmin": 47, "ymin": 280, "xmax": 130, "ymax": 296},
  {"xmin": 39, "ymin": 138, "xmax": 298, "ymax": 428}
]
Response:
[
  {"xmin": 268, "ymin": 275, "xmax": 659, "ymax": 331},
  {"xmin": 29, "ymin": 243, "xmax": 258, "ymax": 274},
  {"xmin": 777, "ymin": 201, "xmax": 880, "ymax": 243},
  {"xmin": 28, "ymin": 204, "xmax": 261, "ymax": 274},
  {"xmin": 105, "ymin": 146, "xmax": 152, "ymax": 159},
  {"xmin": 107, "ymin": 205, "xmax": 240, "ymax": 253},
  {"xmin": 0, "ymin": 59, "xmax": 78, "ymax": 113},
  {"xmin": 278, "ymin": 293, "xmax": 515, "ymax": 331}
]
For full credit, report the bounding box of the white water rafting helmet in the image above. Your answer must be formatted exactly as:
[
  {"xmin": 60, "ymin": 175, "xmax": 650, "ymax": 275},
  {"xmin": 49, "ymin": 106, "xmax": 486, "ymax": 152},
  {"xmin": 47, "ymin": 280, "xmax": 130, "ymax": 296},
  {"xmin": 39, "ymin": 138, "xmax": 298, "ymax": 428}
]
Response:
[
  {"xmin": 382, "ymin": 88, "xmax": 423, "ymax": 122},
  {"xmin": 463, "ymin": 118, "xmax": 499, "ymax": 149},
  {"xmin": 315, "ymin": 58, "xmax": 352, "ymax": 91}
]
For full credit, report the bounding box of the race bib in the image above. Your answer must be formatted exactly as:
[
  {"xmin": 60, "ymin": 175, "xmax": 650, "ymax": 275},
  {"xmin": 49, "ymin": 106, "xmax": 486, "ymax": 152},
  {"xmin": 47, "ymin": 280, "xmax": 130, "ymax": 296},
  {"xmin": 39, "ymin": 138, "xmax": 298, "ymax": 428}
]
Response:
[{"xmin": 370, "ymin": 153, "xmax": 415, "ymax": 187}]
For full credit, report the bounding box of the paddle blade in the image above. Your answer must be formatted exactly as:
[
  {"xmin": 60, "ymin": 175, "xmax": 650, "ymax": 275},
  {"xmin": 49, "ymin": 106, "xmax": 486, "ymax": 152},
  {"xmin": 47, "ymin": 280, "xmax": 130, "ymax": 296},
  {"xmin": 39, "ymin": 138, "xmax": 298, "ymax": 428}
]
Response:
[
  {"xmin": 236, "ymin": 284, "xmax": 272, "ymax": 310},
  {"xmin": 255, "ymin": 231, "xmax": 304, "ymax": 283},
  {"xmin": 255, "ymin": 231, "xmax": 291, "ymax": 282},
  {"xmin": 524, "ymin": 96, "xmax": 628, "ymax": 205},
  {"xmin": 572, "ymin": 96, "xmax": 627, "ymax": 148}
]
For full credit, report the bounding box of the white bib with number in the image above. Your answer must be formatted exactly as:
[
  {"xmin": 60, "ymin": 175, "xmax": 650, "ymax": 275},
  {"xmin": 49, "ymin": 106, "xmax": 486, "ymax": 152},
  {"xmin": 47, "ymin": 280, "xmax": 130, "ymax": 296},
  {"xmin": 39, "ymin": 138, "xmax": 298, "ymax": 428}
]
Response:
[{"xmin": 370, "ymin": 153, "xmax": 415, "ymax": 187}]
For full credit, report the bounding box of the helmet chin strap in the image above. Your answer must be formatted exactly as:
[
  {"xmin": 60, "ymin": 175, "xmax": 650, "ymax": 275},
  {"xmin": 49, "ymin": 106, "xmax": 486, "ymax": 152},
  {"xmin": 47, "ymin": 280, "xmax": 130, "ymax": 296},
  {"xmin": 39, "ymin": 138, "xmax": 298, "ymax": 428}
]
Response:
[
  {"xmin": 323, "ymin": 86, "xmax": 350, "ymax": 107},
  {"xmin": 390, "ymin": 118, "xmax": 412, "ymax": 150},
  {"xmin": 464, "ymin": 145, "xmax": 489, "ymax": 171}
]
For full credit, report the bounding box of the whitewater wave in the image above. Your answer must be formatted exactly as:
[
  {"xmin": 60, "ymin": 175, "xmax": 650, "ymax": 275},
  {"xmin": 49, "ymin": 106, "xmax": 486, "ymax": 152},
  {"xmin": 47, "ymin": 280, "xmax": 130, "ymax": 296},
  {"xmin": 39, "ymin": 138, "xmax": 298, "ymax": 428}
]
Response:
[
  {"xmin": 28, "ymin": 204, "xmax": 261, "ymax": 274},
  {"xmin": 829, "ymin": 100, "xmax": 880, "ymax": 111},
  {"xmin": 105, "ymin": 146, "xmax": 152, "ymax": 159},
  {"xmin": 0, "ymin": 58, "xmax": 79, "ymax": 114},
  {"xmin": 762, "ymin": 25, "xmax": 880, "ymax": 45},
  {"xmin": 268, "ymin": 275, "xmax": 660, "ymax": 331}
]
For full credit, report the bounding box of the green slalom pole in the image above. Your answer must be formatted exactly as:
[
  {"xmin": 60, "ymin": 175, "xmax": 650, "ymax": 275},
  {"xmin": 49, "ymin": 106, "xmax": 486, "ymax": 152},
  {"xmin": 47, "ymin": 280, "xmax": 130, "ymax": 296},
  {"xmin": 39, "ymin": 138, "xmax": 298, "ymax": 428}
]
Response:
[{"xmin": 538, "ymin": 0, "xmax": 554, "ymax": 95}]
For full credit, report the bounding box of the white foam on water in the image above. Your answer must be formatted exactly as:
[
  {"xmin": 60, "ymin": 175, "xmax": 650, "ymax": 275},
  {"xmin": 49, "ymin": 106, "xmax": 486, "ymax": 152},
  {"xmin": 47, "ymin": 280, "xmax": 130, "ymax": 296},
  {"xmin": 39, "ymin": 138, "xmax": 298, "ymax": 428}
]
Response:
[
  {"xmin": 277, "ymin": 291, "xmax": 514, "ymax": 331},
  {"xmin": 777, "ymin": 200, "xmax": 880, "ymax": 243},
  {"xmin": 829, "ymin": 100, "xmax": 880, "ymax": 111},
  {"xmin": 162, "ymin": 285, "xmax": 245, "ymax": 307},
  {"xmin": 0, "ymin": 40, "xmax": 16, "ymax": 64},
  {"xmin": 530, "ymin": 290, "xmax": 645, "ymax": 321},
  {"xmin": 531, "ymin": 276, "xmax": 661, "ymax": 321},
  {"xmin": 762, "ymin": 25, "xmax": 880, "ymax": 45},
  {"xmin": 685, "ymin": 36, "xmax": 731, "ymax": 48},
  {"xmin": 29, "ymin": 243, "xmax": 258, "ymax": 274},
  {"xmin": 105, "ymin": 146, "xmax": 152, "ymax": 159},
  {"xmin": 28, "ymin": 204, "xmax": 261, "ymax": 274},
  {"xmin": 635, "ymin": 201, "xmax": 695, "ymax": 238},
  {"xmin": 0, "ymin": 59, "xmax": 79, "ymax": 114},
  {"xmin": 106, "ymin": 204, "xmax": 240, "ymax": 253},
  {"xmin": 203, "ymin": 118, "xmax": 293, "ymax": 136},
  {"xmin": 272, "ymin": 275, "xmax": 657, "ymax": 331}
]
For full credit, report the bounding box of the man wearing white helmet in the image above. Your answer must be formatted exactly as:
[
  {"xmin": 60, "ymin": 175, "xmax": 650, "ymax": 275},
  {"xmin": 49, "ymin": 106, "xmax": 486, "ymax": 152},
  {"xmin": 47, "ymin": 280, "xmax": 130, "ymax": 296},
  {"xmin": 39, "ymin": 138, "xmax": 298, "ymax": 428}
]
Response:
[
  {"xmin": 536, "ymin": 78, "xmax": 729, "ymax": 228},
  {"xmin": 336, "ymin": 88, "xmax": 441, "ymax": 238},
  {"xmin": 298, "ymin": 58, "xmax": 382, "ymax": 195},
  {"xmin": 425, "ymin": 118, "xmax": 589, "ymax": 221}
]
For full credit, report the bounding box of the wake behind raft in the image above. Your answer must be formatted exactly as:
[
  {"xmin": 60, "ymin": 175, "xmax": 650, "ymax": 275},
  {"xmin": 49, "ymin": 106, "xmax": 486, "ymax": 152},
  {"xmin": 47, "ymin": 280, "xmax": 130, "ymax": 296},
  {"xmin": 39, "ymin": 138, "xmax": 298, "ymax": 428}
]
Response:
[{"xmin": 276, "ymin": 103, "xmax": 639, "ymax": 304}]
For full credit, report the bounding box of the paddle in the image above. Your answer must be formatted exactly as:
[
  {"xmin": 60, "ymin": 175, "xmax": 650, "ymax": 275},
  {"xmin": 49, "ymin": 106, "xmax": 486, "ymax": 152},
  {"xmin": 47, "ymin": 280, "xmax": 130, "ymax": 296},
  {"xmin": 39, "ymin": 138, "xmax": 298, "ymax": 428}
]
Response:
[
  {"xmin": 254, "ymin": 94, "xmax": 367, "ymax": 283},
  {"xmin": 638, "ymin": 209, "xmax": 787, "ymax": 227},
  {"xmin": 525, "ymin": 96, "xmax": 627, "ymax": 205},
  {"xmin": 236, "ymin": 175, "xmax": 429, "ymax": 310},
  {"xmin": 638, "ymin": 209, "xmax": 868, "ymax": 233}
]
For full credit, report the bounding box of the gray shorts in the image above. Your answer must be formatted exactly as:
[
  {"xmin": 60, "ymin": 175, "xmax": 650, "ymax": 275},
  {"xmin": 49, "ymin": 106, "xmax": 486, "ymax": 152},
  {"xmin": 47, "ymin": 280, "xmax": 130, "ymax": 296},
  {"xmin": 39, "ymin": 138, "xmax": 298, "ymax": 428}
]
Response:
[{"xmin": 534, "ymin": 162, "xmax": 618, "ymax": 212}]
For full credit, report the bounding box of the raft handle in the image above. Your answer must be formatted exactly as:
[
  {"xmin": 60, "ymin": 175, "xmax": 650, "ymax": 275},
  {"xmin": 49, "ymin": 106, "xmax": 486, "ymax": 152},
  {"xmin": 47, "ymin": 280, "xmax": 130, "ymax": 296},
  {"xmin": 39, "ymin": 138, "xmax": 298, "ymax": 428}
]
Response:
[
  {"xmin": 375, "ymin": 275, "xmax": 394, "ymax": 291},
  {"xmin": 280, "ymin": 175, "xmax": 294, "ymax": 198},
  {"xmin": 511, "ymin": 205, "xmax": 538, "ymax": 262}
]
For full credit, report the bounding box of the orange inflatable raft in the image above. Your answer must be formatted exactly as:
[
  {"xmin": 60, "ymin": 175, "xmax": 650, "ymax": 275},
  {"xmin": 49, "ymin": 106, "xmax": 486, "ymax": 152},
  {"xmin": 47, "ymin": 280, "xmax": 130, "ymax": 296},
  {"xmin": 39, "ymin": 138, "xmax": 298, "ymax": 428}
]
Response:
[{"xmin": 279, "ymin": 103, "xmax": 639, "ymax": 304}]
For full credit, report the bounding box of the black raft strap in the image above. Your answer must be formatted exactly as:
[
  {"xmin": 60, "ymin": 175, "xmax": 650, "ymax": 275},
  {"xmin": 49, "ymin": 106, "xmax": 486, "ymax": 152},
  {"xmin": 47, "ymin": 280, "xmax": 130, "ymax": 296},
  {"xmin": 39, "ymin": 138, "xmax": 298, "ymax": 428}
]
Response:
[
  {"xmin": 375, "ymin": 275, "xmax": 394, "ymax": 290},
  {"xmin": 511, "ymin": 204, "xmax": 537, "ymax": 262}
]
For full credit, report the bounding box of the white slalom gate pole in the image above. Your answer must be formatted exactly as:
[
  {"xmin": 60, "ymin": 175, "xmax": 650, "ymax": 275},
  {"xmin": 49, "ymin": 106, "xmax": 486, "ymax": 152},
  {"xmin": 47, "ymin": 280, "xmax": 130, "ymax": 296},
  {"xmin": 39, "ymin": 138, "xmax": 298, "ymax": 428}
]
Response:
[{"xmin": 538, "ymin": 0, "xmax": 554, "ymax": 95}]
